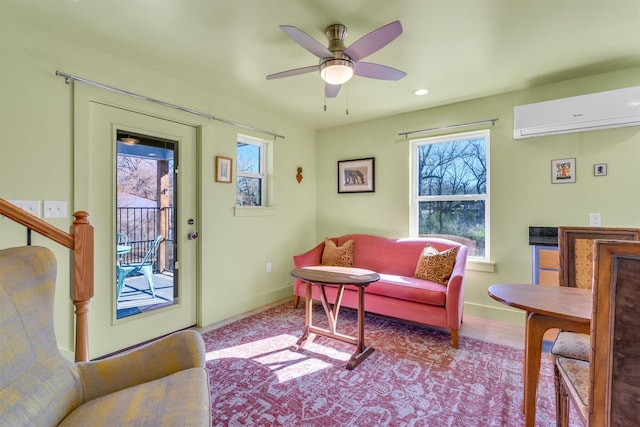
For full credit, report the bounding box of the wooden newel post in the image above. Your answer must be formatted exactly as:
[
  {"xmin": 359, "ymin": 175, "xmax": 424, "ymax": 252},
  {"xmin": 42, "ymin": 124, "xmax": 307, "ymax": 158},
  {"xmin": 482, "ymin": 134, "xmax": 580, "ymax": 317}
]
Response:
[{"xmin": 72, "ymin": 211, "xmax": 94, "ymax": 362}]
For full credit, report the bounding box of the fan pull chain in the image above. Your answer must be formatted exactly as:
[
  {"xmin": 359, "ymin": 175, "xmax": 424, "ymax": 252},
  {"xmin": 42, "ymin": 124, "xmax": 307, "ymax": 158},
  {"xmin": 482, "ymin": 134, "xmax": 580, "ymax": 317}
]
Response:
[{"xmin": 345, "ymin": 86, "xmax": 349, "ymax": 115}]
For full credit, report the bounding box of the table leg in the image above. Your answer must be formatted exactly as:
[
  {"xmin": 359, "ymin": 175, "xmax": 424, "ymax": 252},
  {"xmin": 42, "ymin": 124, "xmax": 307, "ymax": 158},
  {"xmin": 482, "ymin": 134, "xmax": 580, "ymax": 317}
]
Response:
[
  {"xmin": 318, "ymin": 284, "xmax": 345, "ymax": 334},
  {"xmin": 292, "ymin": 281, "xmax": 375, "ymax": 370},
  {"xmin": 346, "ymin": 285, "xmax": 375, "ymax": 370},
  {"xmin": 523, "ymin": 313, "xmax": 590, "ymax": 427},
  {"xmin": 292, "ymin": 281, "xmax": 314, "ymax": 350}
]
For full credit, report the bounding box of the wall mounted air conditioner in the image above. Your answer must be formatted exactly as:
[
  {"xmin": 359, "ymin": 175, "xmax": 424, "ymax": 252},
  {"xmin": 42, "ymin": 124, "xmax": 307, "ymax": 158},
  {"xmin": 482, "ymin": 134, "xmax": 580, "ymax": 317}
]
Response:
[{"xmin": 513, "ymin": 86, "xmax": 640, "ymax": 139}]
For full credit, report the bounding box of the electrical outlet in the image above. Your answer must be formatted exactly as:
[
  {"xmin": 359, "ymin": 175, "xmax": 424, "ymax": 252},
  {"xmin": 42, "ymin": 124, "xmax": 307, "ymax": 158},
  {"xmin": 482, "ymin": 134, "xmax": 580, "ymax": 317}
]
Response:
[
  {"xmin": 9, "ymin": 200, "xmax": 41, "ymax": 217},
  {"xmin": 589, "ymin": 213, "xmax": 602, "ymax": 227},
  {"xmin": 266, "ymin": 262, "xmax": 272, "ymax": 273},
  {"xmin": 43, "ymin": 200, "xmax": 67, "ymax": 219}
]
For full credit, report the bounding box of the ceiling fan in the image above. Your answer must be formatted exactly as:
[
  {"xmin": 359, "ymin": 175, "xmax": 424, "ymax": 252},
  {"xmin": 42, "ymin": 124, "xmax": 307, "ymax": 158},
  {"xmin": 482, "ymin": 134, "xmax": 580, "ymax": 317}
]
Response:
[{"xmin": 266, "ymin": 20, "xmax": 406, "ymax": 98}]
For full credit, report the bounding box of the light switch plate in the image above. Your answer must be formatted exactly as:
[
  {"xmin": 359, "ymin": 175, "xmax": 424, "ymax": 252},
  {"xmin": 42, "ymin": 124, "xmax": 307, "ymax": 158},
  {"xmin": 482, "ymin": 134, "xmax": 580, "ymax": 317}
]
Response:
[
  {"xmin": 43, "ymin": 200, "xmax": 67, "ymax": 219},
  {"xmin": 8, "ymin": 200, "xmax": 41, "ymax": 218}
]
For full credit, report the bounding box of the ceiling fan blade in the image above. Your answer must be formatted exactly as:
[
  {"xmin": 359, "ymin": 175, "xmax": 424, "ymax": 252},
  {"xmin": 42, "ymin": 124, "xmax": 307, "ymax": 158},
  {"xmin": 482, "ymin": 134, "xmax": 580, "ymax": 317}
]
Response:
[
  {"xmin": 354, "ymin": 62, "xmax": 406, "ymax": 80},
  {"xmin": 344, "ymin": 20, "xmax": 403, "ymax": 62},
  {"xmin": 325, "ymin": 83, "xmax": 341, "ymax": 98},
  {"xmin": 280, "ymin": 25, "xmax": 333, "ymax": 59},
  {"xmin": 266, "ymin": 65, "xmax": 319, "ymax": 80}
]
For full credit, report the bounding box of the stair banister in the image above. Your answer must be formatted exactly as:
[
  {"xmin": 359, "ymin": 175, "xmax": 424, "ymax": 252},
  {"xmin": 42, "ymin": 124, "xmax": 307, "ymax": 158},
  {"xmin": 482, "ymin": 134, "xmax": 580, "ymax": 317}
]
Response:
[{"xmin": 0, "ymin": 198, "xmax": 94, "ymax": 362}]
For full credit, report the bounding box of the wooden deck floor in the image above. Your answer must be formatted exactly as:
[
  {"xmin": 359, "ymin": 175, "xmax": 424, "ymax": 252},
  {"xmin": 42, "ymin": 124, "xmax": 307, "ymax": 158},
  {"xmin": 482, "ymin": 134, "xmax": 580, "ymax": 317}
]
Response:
[{"xmin": 116, "ymin": 272, "xmax": 176, "ymax": 318}]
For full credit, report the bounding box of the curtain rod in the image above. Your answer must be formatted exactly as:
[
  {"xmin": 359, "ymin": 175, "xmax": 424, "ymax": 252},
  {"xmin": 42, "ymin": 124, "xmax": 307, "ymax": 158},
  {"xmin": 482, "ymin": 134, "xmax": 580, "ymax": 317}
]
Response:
[
  {"xmin": 398, "ymin": 118, "xmax": 499, "ymax": 138},
  {"xmin": 55, "ymin": 71, "xmax": 285, "ymax": 140}
]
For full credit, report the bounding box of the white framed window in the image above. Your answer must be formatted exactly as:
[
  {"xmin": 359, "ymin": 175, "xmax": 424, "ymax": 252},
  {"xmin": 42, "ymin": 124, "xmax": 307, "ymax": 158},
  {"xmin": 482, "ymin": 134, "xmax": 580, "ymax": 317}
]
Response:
[
  {"xmin": 236, "ymin": 135, "xmax": 267, "ymax": 207},
  {"xmin": 410, "ymin": 129, "xmax": 490, "ymax": 259}
]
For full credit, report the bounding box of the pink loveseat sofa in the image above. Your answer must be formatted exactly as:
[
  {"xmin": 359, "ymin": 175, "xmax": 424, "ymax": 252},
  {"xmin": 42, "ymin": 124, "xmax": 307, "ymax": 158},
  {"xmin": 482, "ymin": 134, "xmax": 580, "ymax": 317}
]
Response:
[{"xmin": 292, "ymin": 234, "xmax": 469, "ymax": 348}]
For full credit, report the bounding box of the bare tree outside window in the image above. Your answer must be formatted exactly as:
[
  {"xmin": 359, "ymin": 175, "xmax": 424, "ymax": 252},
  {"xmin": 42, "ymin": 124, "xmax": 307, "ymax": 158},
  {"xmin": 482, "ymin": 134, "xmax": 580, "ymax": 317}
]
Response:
[
  {"xmin": 237, "ymin": 136, "xmax": 267, "ymax": 207},
  {"xmin": 412, "ymin": 130, "xmax": 489, "ymax": 258},
  {"xmin": 117, "ymin": 156, "xmax": 160, "ymax": 201}
]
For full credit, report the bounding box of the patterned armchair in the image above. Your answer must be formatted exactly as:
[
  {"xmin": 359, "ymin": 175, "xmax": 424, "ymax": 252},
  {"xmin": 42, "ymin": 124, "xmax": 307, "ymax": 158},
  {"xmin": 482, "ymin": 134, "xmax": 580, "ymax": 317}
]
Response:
[{"xmin": 0, "ymin": 246, "xmax": 211, "ymax": 426}]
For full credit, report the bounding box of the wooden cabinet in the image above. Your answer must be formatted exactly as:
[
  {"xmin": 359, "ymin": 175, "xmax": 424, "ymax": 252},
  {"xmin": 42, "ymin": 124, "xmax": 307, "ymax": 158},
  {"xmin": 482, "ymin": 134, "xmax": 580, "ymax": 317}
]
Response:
[{"xmin": 532, "ymin": 245, "xmax": 559, "ymax": 286}]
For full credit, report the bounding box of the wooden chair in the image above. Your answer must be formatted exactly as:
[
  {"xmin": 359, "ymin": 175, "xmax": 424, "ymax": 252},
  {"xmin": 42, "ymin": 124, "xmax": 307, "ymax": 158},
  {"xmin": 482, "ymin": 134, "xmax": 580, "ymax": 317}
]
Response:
[
  {"xmin": 551, "ymin": 226, "xmax": 640, "ymax": 423},
  {"xmin": 557, "ymin": 226, "xmax": 640, "ymax": 289},
  {"xmin": 556, "ymin": 239, "xmax": 640, "ymax": 426}
]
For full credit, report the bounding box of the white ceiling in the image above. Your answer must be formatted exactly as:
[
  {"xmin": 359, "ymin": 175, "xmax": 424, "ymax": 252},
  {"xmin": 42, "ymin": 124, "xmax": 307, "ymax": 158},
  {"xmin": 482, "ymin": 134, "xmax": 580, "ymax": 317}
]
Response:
[{"xmin": 5, "ymin": 0, "xmax": 640, "ymax": 130}]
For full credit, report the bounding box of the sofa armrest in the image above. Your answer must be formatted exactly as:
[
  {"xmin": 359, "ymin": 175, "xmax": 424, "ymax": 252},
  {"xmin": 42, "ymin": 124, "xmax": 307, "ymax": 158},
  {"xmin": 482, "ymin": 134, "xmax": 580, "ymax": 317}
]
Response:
[
  {"xmin": 77, "ymin": 330, "xmax": 205, "ymax": 402},
  {"xmin": 445, "ymin": 245, "xmax": 469, "ymax": 327},
  {"xmin": 293, "ymin": 240, "xmax": 326, "ymax": 267}
]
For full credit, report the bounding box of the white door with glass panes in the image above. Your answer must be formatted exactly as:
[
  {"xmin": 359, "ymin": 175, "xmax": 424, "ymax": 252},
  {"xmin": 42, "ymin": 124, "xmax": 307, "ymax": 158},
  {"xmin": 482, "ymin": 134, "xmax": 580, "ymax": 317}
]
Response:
[{"xmin": 74, "ymin": 85, "xmax": 198, "ymax": 358}]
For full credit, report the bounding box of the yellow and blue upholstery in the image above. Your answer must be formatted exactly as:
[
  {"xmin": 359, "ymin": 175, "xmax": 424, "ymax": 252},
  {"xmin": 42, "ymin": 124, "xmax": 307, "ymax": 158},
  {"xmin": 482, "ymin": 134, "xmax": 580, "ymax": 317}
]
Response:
[{"xmin": 0, "ymin": 246, "xmax": 211, "ymax": 426}]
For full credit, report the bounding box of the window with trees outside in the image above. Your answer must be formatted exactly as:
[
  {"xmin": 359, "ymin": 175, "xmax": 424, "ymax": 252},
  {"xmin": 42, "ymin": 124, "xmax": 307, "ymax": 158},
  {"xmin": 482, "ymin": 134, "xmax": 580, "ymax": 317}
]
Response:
[
  {"xmin": 237, "ymin": 135, "xmax": 267, "ymax": 207},
  {"xmin": 410, "ymin": 129, "xmax": 489, "ymax": 259}
]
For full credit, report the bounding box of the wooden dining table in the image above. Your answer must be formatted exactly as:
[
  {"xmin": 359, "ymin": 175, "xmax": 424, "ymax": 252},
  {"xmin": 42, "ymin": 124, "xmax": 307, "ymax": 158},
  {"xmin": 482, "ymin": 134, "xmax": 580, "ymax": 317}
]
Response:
[{"xmin": 488, "ymin": 283, "xmax": 591, "ymax": 427}]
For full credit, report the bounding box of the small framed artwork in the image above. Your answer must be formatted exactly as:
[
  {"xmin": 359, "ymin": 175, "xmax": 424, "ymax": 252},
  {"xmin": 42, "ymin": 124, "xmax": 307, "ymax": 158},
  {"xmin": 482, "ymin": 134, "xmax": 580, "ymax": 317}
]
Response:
[
  {"xmin": 338, "ymin": 157, "xmax": 375, "ymax": 193},
  {"xmin": 594, "ymin": 163, "xmax": 607, "ymax": 176},
  {"xmin": 551, "ymin": 158, "xmax": 576, "ymax": 184},
  {"xmin": 215, "ymin": 156, "xmax": 233, "ymax": 183}
]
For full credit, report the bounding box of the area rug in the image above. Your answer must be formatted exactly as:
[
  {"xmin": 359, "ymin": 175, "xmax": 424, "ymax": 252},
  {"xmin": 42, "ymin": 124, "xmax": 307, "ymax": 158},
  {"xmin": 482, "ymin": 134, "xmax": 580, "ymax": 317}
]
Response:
[{"xmin": 203, "ymin": 303, "xmax": 574, "ymax": 426}]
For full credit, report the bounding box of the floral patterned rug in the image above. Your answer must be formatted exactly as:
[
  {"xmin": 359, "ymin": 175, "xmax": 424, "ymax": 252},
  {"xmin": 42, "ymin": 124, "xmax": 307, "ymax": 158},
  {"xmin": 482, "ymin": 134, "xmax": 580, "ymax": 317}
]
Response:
[{"xmin": 203, "ymin": 302, "xmax": 575, "ymax": 426}]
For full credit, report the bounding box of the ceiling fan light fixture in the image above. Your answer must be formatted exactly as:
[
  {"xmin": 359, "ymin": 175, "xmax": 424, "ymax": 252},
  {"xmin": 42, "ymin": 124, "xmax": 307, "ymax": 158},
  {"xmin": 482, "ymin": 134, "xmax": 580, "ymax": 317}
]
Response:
[{"xmin": 320, "ymin": 58, "xmax": 354, "ymax": 85}]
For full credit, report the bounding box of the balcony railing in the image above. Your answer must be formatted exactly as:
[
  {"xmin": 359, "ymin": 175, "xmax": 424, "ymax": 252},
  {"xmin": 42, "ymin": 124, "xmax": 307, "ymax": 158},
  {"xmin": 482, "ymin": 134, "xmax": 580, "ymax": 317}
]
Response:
[{"xmin": 116, "ymin": 207, "xmax": 174, "ymax": 273}]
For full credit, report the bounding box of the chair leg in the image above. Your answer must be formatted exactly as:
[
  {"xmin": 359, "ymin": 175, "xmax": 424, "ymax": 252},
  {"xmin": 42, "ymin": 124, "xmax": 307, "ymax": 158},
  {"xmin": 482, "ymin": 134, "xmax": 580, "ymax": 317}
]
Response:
[
  {"xmin": 553, "ymin": 359, "xmax": 563, "ymax": 427},
  {"xmin": 557, "ymin": 368, "xmax": 570, "ymax": 427},
  {"xmin": 451, "ymin": 329, "xmax": 459, "ymax": 349},
  {"xmin": 293, "ymin": 295, "xmax": 300, "ymax": 308},
  {"xmin": 141, "ymin": 265, "xmax": 156, "ymax": 297},
  {"xmin": 116, "ymin": 270, "xmax": 127, "ymax": 300}
]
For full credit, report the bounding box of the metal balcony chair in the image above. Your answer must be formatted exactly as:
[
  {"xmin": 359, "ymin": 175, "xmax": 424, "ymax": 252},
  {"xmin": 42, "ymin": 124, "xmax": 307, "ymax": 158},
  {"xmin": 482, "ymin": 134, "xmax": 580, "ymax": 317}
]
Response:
[
  {"xmin": 116, "ymin": 232, "xmax": 128, "ymax": 246},
  {"xmin": 116, "ymin": 235, "xmax": 162, "ymax": 301}
]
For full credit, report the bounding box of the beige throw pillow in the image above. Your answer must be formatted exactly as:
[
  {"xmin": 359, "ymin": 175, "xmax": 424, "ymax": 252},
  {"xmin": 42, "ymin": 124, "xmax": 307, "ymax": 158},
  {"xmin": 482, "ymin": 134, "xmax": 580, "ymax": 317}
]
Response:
[
  {"xmin": 321, "ymin": 238, "xmax": 354, "ymax": 266},
  {"xmin": 414, "ymin": 244, "xmax": 458, "ymax": 285}
]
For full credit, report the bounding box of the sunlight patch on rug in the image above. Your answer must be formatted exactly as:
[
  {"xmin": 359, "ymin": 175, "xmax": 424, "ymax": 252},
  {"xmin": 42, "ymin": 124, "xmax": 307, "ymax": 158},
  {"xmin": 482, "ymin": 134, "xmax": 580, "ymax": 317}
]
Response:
[
  {"xmin": 203, "ymin": 302, "xmax": 578, "ymax": 426},
  {"xmin": 205, "ymin": 333, "xmax": 347, "ymax": 383}
]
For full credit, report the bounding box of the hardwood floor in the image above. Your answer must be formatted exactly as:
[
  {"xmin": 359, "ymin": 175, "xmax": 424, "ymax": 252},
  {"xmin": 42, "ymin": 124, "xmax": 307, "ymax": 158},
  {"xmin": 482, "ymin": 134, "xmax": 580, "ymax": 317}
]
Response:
[{"xmin": 459, "ymin": 314, "xmax": 526, "ymax": 349}]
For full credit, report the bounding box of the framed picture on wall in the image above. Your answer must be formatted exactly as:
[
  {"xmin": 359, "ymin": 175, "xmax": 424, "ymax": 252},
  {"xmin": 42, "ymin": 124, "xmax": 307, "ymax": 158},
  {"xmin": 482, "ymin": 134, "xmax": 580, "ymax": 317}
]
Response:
[
  {"xmin": 215, "ymin": 156, "xmax": 232, "ymax": 183},
  {"xmin": 594, "ymin": 163, "xmax": 607, "ymax": 176},
  {"xmin": 338, "ymin": 157, "xmax": 375, "ymax": 193},
  {"xmin": 551, "ymin": 158, "xmax": 576, "ymax": 184}
]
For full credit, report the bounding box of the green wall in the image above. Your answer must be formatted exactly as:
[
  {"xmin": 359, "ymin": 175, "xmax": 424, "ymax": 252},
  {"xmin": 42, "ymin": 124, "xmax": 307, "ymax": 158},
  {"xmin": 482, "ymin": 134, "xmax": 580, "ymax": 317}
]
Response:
[
  {"xmin": 0, "ymin": 14, "xmax": 317, "ymax": 358},
  {"xmin": 2, "ymin": 7, "xmax": 640, "ymax": 357},
  {"xmin": 316, "ymin": 67, "xmax": 640, "ymax": 325}
]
